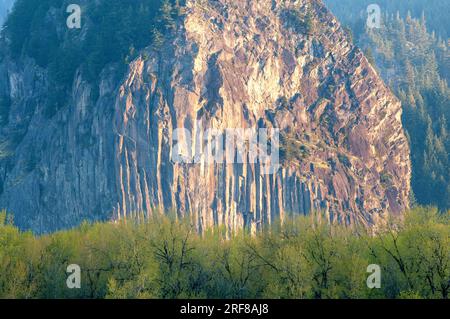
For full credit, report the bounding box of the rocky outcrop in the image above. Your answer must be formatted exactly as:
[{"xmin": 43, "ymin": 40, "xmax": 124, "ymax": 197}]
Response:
[{"xmin": 0, "ymin": 0, "xmax": 411, "ymax": 234}]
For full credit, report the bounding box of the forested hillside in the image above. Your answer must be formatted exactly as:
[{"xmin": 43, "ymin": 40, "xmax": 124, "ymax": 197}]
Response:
[
  {"xmin": 1, "ymin": 0, "xmax": 183, "ymax": 117},
  {"xmin": 325, "ymin": 0, "xmax": 450, "ymax": 211},
  {"xmin": 325, "ymin": 0, "xmax": 449, "ymax": 39},
  {"xmin": 0, "ymin": 209, "xmax": 448, "ymax": 299}
]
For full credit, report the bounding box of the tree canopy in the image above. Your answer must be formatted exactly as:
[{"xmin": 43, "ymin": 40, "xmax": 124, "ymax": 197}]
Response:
[{"xmin": 0, "ymin": 208, "xmax": 448, "ymax": 299}]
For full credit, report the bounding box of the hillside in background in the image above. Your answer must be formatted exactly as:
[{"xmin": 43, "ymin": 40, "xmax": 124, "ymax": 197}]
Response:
[{"xmin": 324, "ymin": 0, "xmax": 449, "ymax": 39}]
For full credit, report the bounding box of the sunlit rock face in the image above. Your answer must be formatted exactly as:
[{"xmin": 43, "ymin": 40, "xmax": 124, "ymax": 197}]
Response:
[
  {"xmin": 0, "ymin": 0, "xmax": 410, "ymax": 234},
  {"xmin": 0, "ymin": 0, "xmax": 14, "ymax": 26}
]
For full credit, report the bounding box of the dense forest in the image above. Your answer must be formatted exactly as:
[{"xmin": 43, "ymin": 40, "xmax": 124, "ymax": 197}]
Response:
[
  {"xmin": 325, "ymin": 0, "xmax": 450, "ymax": 211},
  {"xmin": 1, "ymin": 0, "xmax": 184, "ymax": 117},
  {"xmin": 325, "ymin": 0, "xmax": 449, "ymax": 39},
  {"xmin": 0, "ymin": 208, "xmax": 448, "ymax": 299}
]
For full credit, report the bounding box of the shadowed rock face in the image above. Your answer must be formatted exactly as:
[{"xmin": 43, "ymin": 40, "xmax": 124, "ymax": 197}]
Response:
[{"xmin": 0, "ymin": 0, "xmax": 410, "ymax": 234}]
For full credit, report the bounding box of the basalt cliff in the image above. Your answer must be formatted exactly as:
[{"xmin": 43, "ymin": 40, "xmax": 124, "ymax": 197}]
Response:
[{"xmin": 0, "ymin": 0, "xmax": 411, "ymax": 233}]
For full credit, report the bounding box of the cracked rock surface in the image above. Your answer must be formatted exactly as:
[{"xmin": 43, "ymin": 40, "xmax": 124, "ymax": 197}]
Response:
[{"xmin": 0, "ymin": 0, "xmax": 411, "ymax": 233}]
